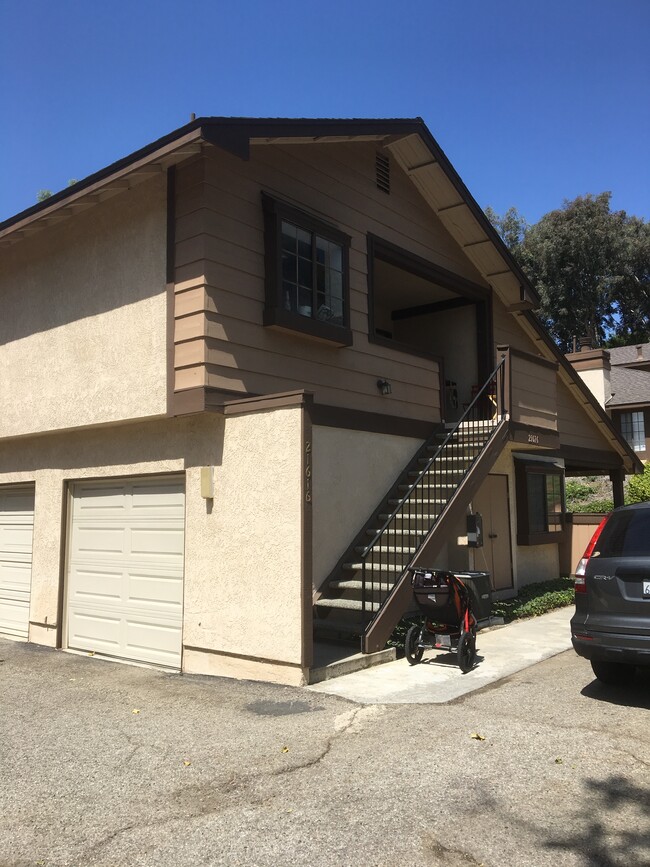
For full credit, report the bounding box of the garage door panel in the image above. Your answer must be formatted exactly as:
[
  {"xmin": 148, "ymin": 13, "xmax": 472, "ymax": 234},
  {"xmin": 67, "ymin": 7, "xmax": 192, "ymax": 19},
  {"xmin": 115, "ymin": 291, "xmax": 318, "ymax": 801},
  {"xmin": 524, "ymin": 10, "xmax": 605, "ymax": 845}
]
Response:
[
  {"xmin": 73, "ymin": 487, "xmax": 130, "ymax": 515},
  {"xmin": 0, "ymin": 487, "xmax": 34, "ymax": 639},
  {"xmin": 0, "ymin": 598, "xmax": 31, "ymax": 636},
  {"xmin": 125, "ymin": 620, "xmax": 182, "ymax": 666},
  {"xmin": 0, "ymin": 560, "xmax": 33, "ymax": 595},
  {"xmin": 128, "ymin": 572, "xmax": 183, "ymax": 608},
  {"xmin": 130, "ymin": 526, "xmax": 184, "ymax": 560},
  {"xmin": 68, "ymin": 610, "xmax": 122, "ymax": 651},
  {"xmin": 73, "ymin": 525, "xmax": 127, "ymax": 558},
  {"xmin": 67, "ymin": 477, "xmax": 184, "ymax": 668},
  {"xmin": 69, "ymin": 567, "xmax": 123, "ymax": 603}
]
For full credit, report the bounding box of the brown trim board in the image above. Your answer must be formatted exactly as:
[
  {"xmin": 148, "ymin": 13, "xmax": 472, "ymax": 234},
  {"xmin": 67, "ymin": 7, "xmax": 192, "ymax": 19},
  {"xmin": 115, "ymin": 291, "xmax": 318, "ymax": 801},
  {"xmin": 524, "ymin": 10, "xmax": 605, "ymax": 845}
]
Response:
[
  {"xmin": 310, "ymin": 403, "xmax": 436, "ymax": 438},
  {"xmin": 301, "ymin": 394, "xmax": 314, "ymax": 669},
  {"xmin": 166, "ymin": 165, "xmax": 176, "ymax": 417}
]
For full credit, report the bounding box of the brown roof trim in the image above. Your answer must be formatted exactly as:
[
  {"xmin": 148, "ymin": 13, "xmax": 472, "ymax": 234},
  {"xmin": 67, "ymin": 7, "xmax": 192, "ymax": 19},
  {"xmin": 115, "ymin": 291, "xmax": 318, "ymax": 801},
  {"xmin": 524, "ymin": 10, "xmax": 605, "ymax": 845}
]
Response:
[{"xmin": 520, "ymin": 310, "xmax": 643, "ymax": 474}]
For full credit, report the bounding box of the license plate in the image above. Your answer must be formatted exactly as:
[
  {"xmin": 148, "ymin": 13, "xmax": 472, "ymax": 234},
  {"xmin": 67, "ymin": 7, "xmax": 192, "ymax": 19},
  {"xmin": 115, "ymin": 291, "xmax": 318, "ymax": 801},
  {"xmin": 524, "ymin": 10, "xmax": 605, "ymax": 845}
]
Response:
[{"xmin": 643, "ymin": 580, "xmax": 650, "ymax": 597}]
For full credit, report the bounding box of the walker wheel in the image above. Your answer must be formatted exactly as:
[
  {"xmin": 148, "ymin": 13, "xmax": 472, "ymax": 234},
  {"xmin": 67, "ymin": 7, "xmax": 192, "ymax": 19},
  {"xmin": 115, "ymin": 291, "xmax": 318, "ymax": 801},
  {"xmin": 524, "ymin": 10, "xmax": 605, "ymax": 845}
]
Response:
[
  {"xmin": 457, "ymin": 630, "xmax": 476, "ymax": 673},
  {"xmin": 405, "ymin": 624, "xmax": 424, "ymax": 665}
]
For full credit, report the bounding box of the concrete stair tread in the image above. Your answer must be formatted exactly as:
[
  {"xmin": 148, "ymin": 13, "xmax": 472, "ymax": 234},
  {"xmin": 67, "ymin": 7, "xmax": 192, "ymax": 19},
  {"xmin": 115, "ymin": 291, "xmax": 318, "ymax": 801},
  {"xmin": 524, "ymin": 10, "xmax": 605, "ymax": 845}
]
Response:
[
  {"xmin": 328, "ymin": 579, "xmax": 397, "ymax": 592},
  {"xmin": 343, "ymin": 562, "xmax": 404, "ymax": 573},
  {"xmin": 354, "ymin": 545, "xmax": 415, "ymax": 556},
  {"xmin": 315, "ymin": 597, "xmax": 381, "ymax": 612}
]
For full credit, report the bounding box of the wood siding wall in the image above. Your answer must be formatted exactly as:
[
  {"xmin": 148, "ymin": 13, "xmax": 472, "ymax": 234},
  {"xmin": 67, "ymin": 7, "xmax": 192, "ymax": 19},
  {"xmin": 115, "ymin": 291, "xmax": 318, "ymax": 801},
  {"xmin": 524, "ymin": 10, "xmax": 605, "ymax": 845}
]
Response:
[
  {"xmin": 172, "ymin": 142, "xmax": 491, "ymax": 421},
  {"xmin": 509, "ymin": 352, "xmax": 558, "ymax": 431},
  {"xmin": 556, "ymin": 378, "xmax": 612, "ymax": 450}
]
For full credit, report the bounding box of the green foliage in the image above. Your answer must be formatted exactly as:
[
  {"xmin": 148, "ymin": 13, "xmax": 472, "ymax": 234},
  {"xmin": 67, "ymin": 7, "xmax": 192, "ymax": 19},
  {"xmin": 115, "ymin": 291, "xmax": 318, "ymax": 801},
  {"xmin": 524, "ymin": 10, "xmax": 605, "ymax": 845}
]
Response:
[
  {"xmin": 491, "ymin": 578, "xmax": 575, "ymax": 623},
  {"xmin": 626, "ymin": 461, "xmax": 650, "ymax": 504},
  {"xmin": 570, "ymin": 499, "xmax": 613, "ymax": 514},
  {"xmin": 565, "ymin": 480, "xmax": 595, "ymax": 501},
  {"xmin": 565, "ymin": 477, "xmax": 613, "ymax": 513},
  {"xmin": 36, "ymin": 189, "xmax": 53, "ymax": 202},
  {"xmin": 485, "ymin": 194, "xmax": 650, "ymax": 351}
]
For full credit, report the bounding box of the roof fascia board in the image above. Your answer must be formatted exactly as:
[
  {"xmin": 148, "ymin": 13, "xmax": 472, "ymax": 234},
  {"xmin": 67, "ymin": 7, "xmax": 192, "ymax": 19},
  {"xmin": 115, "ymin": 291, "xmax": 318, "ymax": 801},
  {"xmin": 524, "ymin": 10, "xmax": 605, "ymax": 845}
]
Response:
[
  {"xmin": 0, "ymin": 130, "xmax": 201, "ymax": 238},
  {"xmin": 409, "ymin": 124, "xmax": 540, "ymax": 307},
  {"xmin": 519, "ymin": 309, "xmax": 643, "ymax": 473}
]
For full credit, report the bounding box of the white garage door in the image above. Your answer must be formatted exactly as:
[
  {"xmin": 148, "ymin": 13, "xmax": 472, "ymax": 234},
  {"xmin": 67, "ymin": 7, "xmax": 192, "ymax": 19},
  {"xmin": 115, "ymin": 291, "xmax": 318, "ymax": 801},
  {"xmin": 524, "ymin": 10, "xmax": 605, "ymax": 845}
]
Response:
[
  {"xmin": 67, "ymin": 476, "xmax": 185, "ymax": 668},
  {"xmin": 0, "ymin": 487, "xmax": 35, "ymax": 639}
]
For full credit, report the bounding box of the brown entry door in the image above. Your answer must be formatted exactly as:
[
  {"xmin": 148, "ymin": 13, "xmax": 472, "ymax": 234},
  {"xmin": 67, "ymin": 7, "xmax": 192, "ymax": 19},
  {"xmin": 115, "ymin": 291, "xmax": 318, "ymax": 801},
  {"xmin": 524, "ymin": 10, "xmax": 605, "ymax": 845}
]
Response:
[{"xmin": 472, "ymin": 474, "xmax": 513, "ymax": 592}]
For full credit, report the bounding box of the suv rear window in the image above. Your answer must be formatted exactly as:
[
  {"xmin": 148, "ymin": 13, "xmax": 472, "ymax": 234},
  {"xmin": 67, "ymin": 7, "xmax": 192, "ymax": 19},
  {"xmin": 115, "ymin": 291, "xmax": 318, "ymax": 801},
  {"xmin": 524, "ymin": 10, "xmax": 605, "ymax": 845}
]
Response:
[{"xmin": 594, "ymin": 508, "xmax": 650, "ymax": 558}]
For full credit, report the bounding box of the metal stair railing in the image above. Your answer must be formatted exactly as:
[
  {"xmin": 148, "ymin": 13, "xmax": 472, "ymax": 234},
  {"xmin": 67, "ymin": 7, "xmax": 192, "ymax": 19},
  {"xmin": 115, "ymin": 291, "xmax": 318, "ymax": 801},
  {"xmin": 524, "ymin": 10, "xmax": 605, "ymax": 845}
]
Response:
[{"xmin": 360, "ymin": 355, "xmax": 508, "ymax": 625}]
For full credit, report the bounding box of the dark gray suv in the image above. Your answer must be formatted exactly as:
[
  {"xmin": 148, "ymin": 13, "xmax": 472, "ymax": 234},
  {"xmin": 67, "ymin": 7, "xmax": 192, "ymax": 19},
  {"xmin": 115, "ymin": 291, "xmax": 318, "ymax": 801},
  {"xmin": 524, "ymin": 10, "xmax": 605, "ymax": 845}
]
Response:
[{"xmin": 571, "ymin": 502, "xmax": 650, "ymax": 685}]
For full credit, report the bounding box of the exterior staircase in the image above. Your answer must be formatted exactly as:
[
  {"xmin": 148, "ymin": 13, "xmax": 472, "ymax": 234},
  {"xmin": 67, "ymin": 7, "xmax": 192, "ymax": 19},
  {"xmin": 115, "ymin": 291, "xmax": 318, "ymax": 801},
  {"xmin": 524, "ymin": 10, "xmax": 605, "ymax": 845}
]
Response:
[{"xmin": 314, "ymin": 355, "xmax": 510, "ymax": 655}]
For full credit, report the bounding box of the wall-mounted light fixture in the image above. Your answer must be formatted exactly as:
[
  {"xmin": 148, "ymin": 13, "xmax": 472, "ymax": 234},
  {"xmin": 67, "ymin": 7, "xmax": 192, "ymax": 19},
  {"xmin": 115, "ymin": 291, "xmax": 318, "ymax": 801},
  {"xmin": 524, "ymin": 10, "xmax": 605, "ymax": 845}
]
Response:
[{"xmin": 377, "ymin": 378, "xmax": 392, "ymax": 396}]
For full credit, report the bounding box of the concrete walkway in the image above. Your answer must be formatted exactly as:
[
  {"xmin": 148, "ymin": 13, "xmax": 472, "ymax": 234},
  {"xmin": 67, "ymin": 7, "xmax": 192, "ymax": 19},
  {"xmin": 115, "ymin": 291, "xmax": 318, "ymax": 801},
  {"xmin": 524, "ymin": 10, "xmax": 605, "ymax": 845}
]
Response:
[{"xmin": 309, "ymin": 606, "xmax": 574, "ymax": 704}]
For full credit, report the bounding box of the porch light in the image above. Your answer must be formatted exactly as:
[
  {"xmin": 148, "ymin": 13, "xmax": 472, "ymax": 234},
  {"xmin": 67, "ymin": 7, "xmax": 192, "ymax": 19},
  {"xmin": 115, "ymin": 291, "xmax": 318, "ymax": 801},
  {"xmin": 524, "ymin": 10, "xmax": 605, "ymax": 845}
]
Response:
[{"xmin": 377, "ymin": 378, "xmax": 392, "ymax": 396}]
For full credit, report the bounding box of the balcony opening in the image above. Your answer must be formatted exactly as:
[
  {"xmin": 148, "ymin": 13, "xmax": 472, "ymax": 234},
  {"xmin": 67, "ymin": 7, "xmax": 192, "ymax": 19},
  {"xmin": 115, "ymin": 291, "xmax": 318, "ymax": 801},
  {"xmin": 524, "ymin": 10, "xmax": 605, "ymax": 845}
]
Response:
[{"xmin": 368, "ymin": 236, "xmax": 492, "ymax": 422}]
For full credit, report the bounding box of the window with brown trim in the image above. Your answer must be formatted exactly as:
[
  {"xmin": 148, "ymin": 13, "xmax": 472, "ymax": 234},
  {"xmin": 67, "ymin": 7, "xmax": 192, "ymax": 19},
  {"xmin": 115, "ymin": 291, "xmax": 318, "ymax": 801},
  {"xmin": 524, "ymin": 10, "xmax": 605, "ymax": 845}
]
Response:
[
  {"xmin": 514, "ymin": 458, "xmax": 565, "ymax": 546},
  {"xmin": 262, "ymin": 194, "xmax": 352, "ymax": 346}
]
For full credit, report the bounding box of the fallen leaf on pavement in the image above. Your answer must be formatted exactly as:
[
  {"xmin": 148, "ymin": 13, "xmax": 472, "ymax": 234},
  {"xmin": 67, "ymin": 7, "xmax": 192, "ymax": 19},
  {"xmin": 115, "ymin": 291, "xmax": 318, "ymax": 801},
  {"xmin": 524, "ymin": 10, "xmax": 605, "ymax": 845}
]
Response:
[
  {"xmin": 555, "ymin": 757, "xmax": 563, "ymax": 764},
  {"xmin": 132, "ymin": 709, "xmax": 140, "ymax": 715},
  {"xmin": 183, "ymin": 760, "xmax": 192, "ymax": 767},
  {"xmin": 281, "ymin": 746, "xmax": 289, "ymax": 753},
  {"xmin": 470, "ymin": 732, "xmax": 486, "ymax": 741}
]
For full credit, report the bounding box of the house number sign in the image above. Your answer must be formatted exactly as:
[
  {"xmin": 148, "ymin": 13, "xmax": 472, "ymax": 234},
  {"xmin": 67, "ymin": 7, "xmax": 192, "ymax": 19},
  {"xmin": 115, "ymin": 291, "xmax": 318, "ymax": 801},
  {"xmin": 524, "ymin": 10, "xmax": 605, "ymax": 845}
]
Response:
[
  {"xmin": 528, "ymin": 432, "xmax": 540, "ymax": 445},
  {"xmin": 305, "ymin": 440, "xmax": 312, "ymax": 503}
]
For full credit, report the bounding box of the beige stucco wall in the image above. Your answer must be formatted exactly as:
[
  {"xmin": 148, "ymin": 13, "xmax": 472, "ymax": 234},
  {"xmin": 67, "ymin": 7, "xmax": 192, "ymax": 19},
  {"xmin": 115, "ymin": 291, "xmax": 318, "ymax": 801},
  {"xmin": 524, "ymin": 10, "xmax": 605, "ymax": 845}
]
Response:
[
  {"xmin": 182, "ymin": 406, "xmax": 304, "ymax": 678},
  {"xmin": 0, "ymin": 177, "xmax": 168, "ymax": 439},
  {"xmin": 311, "ymin": 426, "xmax": 423, "ymax": 589},
  {"xmin": 0, "ymin": 408, "xmax": 306, "ymax": 685},
  {"xmin": 576, "ymin": 368, "xmax": 611, "ymax": 409}
]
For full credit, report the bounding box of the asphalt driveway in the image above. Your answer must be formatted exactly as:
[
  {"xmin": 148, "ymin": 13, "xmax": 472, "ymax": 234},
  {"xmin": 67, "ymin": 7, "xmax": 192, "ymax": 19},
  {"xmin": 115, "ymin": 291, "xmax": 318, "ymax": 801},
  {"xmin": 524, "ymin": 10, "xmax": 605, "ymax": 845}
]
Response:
[{"xmin": 1, "ymin": 637, "xmax": 649, "ymax": 867}]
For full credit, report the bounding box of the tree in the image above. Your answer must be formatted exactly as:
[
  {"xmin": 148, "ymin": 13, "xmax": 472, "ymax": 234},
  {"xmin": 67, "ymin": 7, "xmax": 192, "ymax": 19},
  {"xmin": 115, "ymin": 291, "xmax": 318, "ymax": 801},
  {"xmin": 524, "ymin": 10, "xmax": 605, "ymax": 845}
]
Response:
[
  {"xmin": 486, "ymin": 194, "xmax": 650, "ymax": 352},
  {"xmin": 35, "ymin": 179, "xmax": 79, "ymax": 203}
]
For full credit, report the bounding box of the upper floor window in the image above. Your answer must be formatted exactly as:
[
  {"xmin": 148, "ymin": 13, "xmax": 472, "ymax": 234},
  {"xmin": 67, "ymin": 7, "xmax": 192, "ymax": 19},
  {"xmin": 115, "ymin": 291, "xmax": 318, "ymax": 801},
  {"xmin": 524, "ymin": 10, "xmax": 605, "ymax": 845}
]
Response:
[
  {"xmin": 262, "ymin": 194, "xmax": 352, "ymax": 346},
  {"xmin": 620, "ymin": 411, "xmax": 646, "ymax": 452}
]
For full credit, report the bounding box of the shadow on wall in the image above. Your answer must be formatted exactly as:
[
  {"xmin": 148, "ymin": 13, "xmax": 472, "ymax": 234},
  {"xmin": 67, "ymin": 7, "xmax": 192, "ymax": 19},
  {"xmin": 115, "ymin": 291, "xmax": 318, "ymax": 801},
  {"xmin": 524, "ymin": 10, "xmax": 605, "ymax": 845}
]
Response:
[
  {"xmin": 1, "ymin": 177, "xmax": 167, "ymax": 345},
  {"xmin": 0, "ymin": 414, "xmax": 225, "ymax": 474}
]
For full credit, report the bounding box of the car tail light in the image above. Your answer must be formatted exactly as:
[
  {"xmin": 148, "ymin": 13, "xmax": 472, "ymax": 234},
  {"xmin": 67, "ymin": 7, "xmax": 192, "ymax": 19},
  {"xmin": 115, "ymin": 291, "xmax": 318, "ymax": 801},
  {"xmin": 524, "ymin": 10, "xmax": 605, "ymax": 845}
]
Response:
[{"xmin": 574, "ymin": 516, "xmax": 610, "ymax": 591}]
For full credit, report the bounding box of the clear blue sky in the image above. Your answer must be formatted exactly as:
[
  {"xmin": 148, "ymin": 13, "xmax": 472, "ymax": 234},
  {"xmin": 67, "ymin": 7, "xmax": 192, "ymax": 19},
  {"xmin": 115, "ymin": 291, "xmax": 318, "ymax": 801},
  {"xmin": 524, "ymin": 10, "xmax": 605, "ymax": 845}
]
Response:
[{"xmin": 2, "ymin": 0, "xmax": 648, "ymax": 224}]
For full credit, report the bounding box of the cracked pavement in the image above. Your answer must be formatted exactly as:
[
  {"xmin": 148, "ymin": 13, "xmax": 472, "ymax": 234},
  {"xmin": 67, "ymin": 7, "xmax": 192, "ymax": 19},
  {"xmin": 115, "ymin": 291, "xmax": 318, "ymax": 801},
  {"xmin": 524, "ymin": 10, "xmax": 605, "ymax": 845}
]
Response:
[{"xmin": 1, "ymin": 639, "xmax": 649, "ymax": 867}]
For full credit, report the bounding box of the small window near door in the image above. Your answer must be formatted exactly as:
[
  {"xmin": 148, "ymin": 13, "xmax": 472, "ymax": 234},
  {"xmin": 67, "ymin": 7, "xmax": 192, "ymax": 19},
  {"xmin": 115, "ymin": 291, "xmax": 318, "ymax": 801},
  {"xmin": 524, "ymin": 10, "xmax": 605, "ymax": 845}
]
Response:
[
  {"xmin": 515, "ymin": 459, "xmax": 565, "ymax": 545},
  {"xmin": 620, "ymin": 411, "xmax": 645, "ymax": 452}
]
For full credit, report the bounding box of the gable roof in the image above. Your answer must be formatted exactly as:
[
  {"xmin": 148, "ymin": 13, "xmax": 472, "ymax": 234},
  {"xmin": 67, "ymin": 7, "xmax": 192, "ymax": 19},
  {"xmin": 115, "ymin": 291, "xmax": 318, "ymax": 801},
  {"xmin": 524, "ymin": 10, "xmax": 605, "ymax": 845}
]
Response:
[{"xmin": 0, "ymin": 116, "xmax": 538, "ymax": 309}]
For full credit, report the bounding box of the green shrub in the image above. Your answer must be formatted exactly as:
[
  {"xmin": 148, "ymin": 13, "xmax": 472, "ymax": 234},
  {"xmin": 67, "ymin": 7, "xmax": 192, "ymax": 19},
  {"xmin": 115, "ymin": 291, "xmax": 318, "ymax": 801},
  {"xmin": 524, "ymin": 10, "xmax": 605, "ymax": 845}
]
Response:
[
  {"xmin": 565, "ymin": 480, "xmax": 595, "ymax": 501},
  {"xmin": 492, "ymin": 577, "xmax": 575, "ymax": 622},
  {"xmin": 626, "ymin": 461, "xmax": 650, "ymax": 504},
  {"xmin": 570, "ymin": 498, "xmax": 613, "ymax": 513}
]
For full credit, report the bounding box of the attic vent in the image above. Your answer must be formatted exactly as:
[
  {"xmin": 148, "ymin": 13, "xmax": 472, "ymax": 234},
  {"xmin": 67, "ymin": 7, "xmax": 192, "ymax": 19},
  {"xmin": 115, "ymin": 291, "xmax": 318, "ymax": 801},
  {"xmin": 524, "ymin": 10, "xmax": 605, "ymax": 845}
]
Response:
[{"xmin": 376, "ymin": 152, "xmax": 390, "ymax": 194}]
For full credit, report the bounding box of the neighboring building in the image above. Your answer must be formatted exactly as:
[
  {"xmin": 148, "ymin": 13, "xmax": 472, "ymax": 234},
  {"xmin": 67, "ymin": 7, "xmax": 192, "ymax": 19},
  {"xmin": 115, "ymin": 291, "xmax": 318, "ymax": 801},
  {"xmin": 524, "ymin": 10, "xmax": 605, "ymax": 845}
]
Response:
[
  {"xmin": 566, "ymin": 342, "xmax": 650, "ymax": 459},
  {"xmin": 0, "ymin": 117, "xmax": 641, "ymax": 685}
]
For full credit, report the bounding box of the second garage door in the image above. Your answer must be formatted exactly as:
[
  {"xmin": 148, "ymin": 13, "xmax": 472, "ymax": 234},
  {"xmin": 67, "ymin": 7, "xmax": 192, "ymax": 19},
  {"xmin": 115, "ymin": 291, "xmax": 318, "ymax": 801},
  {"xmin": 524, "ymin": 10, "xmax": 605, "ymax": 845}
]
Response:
[
  {"xmin": 67, "ymin": 476, "xmax": 185, "ymax": 668},
  {"xmin": 0, "ymin": 486, "xmax": 35, "ymax": 639}
]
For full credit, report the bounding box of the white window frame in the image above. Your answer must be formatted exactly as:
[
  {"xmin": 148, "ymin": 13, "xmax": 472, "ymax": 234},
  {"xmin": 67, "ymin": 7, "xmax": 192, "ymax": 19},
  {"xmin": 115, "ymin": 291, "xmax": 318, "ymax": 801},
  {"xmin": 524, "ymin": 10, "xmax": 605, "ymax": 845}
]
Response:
[{"xmin": 621, "ymin": 411, "xmax": 646, "ymax": 452}]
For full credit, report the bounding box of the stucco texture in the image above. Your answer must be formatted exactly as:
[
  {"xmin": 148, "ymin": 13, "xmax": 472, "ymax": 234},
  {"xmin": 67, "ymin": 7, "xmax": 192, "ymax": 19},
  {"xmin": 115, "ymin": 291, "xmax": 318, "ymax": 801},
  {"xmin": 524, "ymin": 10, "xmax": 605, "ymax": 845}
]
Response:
[
  {"xmin": 311, "ymin": 426, "xmax": 422, "ymax": 589},
  {"xmin": 0, "ymin": 177, "xmax": 168, "ymax": 438},
  {"xmin": 0, "ymin": 408, "xmax": 306, "ymax": 682}
]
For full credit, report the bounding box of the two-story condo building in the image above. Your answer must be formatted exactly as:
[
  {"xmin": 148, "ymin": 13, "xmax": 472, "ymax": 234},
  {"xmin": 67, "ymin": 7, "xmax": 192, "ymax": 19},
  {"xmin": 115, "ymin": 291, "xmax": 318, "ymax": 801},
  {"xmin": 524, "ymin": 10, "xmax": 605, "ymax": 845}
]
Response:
[{"xmin": 0, "ymin": 118, "xmax": 640, "ymax": 685}]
